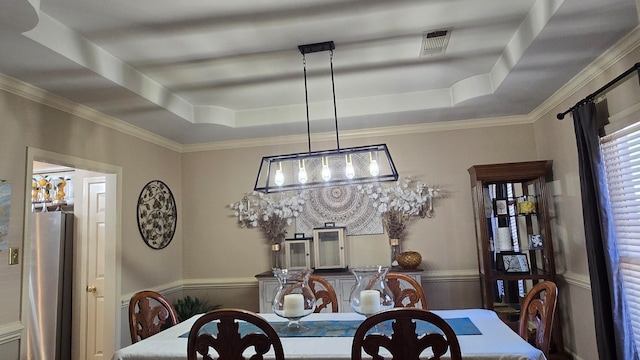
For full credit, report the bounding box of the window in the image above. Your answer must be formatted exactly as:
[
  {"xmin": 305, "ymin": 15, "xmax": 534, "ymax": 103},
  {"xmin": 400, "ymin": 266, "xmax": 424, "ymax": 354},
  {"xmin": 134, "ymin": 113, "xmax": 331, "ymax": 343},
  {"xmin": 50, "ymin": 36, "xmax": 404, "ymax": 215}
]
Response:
[{"xmin": 600, "ymin": 121, "xmax": 640, "ymax": 351}]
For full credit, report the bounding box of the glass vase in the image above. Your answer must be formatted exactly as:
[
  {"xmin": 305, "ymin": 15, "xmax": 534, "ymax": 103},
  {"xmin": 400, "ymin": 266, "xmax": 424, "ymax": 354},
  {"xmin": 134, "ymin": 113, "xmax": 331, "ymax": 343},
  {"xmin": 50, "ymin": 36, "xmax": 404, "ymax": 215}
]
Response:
[
  {"xmin": 271, "ymin": 242, "xmax": 283, "ymax": 270},
  {"xmin": 389, "ymin": 239, "xmax": 400, "ymax": 267},
  {"xmin": 349, "ymin": 266, "xmax": 395, "ymax": 316},
  {"xmin": 272, "ymin": 268, "xmax": 316, "ymax": 332}
]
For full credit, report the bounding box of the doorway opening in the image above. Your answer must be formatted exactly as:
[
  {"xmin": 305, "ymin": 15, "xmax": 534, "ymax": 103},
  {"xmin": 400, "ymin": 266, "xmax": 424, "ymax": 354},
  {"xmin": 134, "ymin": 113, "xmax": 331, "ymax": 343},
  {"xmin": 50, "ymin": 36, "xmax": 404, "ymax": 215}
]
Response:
[{"xmin": 21, "ymin": 148, "xmax": 122, "ymax": 360}]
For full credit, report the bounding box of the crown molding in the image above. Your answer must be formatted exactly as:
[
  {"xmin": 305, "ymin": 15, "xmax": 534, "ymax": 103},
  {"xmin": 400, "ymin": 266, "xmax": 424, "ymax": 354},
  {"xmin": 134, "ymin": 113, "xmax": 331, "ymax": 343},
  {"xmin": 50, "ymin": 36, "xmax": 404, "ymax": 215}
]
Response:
[
  {"xmin": 2, "ymin": 69, "xmax": 532, "ymax": 154},
  {"xmin": 182, "ymin": 115, "xmax": 533, "ymax": 152},
  {"xmin": 530, "ymin": 26, "xmax": 640, "ymax": 121},
  {"xmin": 6, "ymin": 27, "xmax": 637, "ymax": 154},
  {"xmin": 0, "ymin": 74, "xmax": 183, "ymax": 152}
]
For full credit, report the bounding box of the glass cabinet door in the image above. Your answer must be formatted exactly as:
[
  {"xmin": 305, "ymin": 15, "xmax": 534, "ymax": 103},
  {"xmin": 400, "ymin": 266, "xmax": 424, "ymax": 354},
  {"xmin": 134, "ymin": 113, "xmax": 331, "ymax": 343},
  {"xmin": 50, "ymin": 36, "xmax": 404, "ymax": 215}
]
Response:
[
  {"xmin": 285, "ymin": 240, "xmax": 312, "ymax": 269},
  {"xmin": 313, "ymin": 227, "xmax": 347, "ymax": 270}
]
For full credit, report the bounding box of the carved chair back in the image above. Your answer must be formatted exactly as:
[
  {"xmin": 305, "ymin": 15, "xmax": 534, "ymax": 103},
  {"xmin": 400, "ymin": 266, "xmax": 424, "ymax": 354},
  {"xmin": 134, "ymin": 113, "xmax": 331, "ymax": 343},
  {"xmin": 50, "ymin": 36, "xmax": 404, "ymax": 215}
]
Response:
[
  {"xmin": 351, "ymin": 307, "xmax": 461, "ymax": 360},
  {"xmin": 309, "ymin": 274, "xmax": 339, "ymax": 313},
  {"xmin": 129, "ymin": 290, "xmax": 179, "ymax": 343},
  {"xmin": 386, "ymin": 273, "xmax": 429, "ymax": 310},
  {"xmin": 187, "ymin": 308, "xmax": 285, "ymax": 360},
  {"xmin": 518, "ymin": 281, "xmax": 558, "ymax": 357}
]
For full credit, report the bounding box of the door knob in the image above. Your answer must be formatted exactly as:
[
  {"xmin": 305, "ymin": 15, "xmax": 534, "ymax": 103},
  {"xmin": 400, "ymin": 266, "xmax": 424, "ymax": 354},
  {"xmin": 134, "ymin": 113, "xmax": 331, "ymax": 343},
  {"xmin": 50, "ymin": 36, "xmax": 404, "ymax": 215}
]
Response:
[{"xmin": 86, "ymin": 285, "xmax": 97, "ymax": 293}]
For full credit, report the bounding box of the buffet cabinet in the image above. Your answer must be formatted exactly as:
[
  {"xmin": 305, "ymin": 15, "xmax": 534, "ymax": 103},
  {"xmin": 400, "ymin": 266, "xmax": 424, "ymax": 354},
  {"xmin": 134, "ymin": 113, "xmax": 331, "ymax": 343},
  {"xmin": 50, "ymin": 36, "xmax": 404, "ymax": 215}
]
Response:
[
  {"xmin": 468, "ymin": 160, "xmax": 564, "ymax": 354},
  {"xmin": 255, "ymin": 269, "xmax": 422, "ymax": 313}
]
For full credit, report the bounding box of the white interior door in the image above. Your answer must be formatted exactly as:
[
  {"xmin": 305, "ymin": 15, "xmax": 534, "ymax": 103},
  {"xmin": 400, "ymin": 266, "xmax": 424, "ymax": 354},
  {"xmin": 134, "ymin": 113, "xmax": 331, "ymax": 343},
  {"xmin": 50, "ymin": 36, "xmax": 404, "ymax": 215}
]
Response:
[{"xmin": 84, "ymin": 178, "xmax": 106, "ymax": 360}]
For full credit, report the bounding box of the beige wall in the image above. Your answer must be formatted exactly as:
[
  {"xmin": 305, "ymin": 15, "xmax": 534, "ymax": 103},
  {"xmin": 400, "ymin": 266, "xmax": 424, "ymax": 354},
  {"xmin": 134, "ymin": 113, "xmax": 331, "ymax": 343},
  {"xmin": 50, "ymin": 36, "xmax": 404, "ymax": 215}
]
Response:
[
  {"xmin": 0, "ymin": 87, "xmax": 184, "ymax": 357},
  {"xmin": 181, "ymin": 123, "xmax": 539, "ymax": 283},
  {"xmin": 533, "ymin": 43, "xmax": 640, "ymax": 360}
]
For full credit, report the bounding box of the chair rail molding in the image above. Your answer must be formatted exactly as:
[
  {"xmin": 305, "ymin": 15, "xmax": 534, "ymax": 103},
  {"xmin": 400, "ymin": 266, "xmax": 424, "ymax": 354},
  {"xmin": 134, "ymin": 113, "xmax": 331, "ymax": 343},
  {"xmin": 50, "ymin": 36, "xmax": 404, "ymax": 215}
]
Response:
[
  {"xmin": 422, "ymin": 269, "xmax": 479, "ymax": 283},
  {"xmin": 558, "ymin": 271, "xmax": 591, "ymax": 291},
  {"xmin": 0, "ymin": 321, "xmax": 23, "ymax": 345},
  {"xmin": 120, "ymin": 277, "xmax": 257, "ymax": 307},
  {"xmin": 119, "ymin": 272, "xmax": 480, "ymax": 310},
  {"xmin": 120, "ymin": 280, "xmax": 183, "ymax": 307},
  {"xmin": 181, "ymin": 277, "xmax": 257, "ymax": 290}
]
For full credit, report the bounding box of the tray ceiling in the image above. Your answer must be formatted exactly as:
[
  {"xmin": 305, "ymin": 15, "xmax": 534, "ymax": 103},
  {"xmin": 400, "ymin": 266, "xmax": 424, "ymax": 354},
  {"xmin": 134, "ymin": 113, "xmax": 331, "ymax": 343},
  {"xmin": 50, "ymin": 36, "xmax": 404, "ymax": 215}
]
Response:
[{"xmin": 0, "ymin": 0, "xmax": 637, "ymax": 144}]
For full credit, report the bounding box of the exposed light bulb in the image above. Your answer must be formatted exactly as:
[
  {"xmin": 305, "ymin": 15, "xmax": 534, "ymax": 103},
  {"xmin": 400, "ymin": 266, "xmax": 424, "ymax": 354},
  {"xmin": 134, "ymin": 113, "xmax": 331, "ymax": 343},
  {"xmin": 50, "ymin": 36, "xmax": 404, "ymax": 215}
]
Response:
[
  {"xmin": 369, "ymin": 160, "xmax": 379, "ymax": 176},
  {"xmin": 345, "ymin": 154, "xmax": 355, "ymax": 179},
  {"xmin": 321, "ymin": 157, "xmax": 331, "ymax": 181},
  {"xmin": 298, "ymin": 159, "xmax": 308, "ymax": 184},
  {"xmin": 274, "ymin": 163, "xmax": 285, "ymax": 186},
  {"xmin": 369, "ymin": 152, "xmax": 380, "ymax": 176}
]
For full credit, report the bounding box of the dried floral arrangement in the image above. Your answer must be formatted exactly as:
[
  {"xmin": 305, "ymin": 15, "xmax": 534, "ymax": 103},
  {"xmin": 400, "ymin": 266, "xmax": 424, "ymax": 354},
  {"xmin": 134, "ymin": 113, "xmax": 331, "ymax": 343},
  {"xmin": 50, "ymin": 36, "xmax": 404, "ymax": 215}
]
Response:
[
  {"xmin": 359, "ymin": 177, "xmax": 439, "ymax": 239},
  {"xmin": 229, "ymin": 191, "xmax": 308, "ymax": 243}
]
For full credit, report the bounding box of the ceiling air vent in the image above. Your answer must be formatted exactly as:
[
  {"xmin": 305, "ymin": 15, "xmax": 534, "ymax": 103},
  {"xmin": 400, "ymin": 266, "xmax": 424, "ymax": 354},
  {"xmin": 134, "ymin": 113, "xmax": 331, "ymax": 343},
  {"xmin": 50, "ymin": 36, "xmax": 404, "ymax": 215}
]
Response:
[{"xmin": 420, "ymin": 29, "xmax": 450, "ymax": 56}]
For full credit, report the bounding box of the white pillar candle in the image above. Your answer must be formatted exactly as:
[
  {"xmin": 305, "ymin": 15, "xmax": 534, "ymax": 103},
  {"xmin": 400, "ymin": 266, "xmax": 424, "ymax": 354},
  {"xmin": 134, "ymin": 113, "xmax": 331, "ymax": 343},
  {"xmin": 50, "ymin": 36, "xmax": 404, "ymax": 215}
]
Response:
[
  {"xmin": 360, "ymin": 290, "xmax": 381, "ymax": 314},
  {"xmin": 283, "ymin": 294, "xmax": 305, "ymax": 317}
]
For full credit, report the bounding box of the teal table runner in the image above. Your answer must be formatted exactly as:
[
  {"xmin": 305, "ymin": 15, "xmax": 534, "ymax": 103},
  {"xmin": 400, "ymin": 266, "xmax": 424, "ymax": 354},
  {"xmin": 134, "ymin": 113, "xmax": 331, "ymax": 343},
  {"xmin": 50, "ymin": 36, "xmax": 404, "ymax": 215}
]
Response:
[{"xmin": 180, "ymin": 317, "xmax": 481, "ymax": 338}]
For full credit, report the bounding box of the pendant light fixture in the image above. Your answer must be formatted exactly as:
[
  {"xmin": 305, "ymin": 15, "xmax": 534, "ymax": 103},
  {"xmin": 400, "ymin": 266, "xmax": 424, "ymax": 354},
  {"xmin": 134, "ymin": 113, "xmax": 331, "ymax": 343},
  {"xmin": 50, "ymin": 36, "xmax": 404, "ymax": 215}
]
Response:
[{"xmin": 254, "ymin": 41, "xmax": 399, "ymax": 193}]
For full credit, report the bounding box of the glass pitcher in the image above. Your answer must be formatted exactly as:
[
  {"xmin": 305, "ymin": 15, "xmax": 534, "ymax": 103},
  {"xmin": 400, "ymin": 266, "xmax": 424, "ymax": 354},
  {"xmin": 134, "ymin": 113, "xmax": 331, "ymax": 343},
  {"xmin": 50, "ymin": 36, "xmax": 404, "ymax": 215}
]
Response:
[
  {"xmin": 272, "ymin": 268, "xmax": 316, "ymax": 332},
  {"xmin": 349, "ymin": 266, "xmax": 395, "ymax": 316}
]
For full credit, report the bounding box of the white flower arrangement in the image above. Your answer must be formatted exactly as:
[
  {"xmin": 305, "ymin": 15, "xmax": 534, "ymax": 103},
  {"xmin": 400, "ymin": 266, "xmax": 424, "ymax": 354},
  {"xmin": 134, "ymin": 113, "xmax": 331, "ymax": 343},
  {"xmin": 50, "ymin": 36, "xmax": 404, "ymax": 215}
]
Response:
[
  {"xmin": 229, "ymin": 191, "xmax": 308, "ymax": 243},
  {"xmin": 359, "ymin": 177, "xmax": 437, "ymax": 239}
]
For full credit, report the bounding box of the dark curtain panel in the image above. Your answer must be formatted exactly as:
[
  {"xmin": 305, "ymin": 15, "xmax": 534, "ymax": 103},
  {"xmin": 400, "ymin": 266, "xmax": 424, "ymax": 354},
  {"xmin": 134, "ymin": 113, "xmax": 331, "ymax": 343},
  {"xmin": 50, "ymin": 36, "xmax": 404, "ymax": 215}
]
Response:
[{"xmin": 572, "ymin": 102, "xmax": 639, "ymax": 360}]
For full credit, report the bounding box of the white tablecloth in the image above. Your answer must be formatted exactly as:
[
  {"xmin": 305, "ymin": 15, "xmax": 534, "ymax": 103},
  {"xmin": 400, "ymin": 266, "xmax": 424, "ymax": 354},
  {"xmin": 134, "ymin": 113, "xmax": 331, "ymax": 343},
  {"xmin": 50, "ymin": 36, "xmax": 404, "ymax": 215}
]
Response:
[{"xmin": 112, "ymin": 309, "xmax": 545, "ymax": 360}]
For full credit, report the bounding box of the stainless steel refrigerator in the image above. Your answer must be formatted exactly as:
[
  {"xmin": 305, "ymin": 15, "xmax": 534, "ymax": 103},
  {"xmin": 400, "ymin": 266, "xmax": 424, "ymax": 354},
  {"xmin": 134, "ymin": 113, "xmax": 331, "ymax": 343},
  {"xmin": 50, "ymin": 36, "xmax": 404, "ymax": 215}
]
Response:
[{"xmin": 27, "ymin": 211, "xmax": 73, "ymax": 360}]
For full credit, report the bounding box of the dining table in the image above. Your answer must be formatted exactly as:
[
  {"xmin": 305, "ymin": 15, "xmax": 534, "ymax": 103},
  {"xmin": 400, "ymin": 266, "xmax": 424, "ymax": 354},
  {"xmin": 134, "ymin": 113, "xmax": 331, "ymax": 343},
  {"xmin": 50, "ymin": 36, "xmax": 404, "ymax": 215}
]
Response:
[{"xmin": 111, "ymin": 309, "xmax": 546, "ymax": 360}]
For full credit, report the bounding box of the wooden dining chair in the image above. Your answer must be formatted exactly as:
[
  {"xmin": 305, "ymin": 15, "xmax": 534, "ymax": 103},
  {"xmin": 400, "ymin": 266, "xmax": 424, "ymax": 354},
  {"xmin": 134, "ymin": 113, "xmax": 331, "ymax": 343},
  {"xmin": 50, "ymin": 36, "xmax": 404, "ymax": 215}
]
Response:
[
  {"xmin": 129, "ymin": 290, "xmax": 179, "ymax": 343},
  {"xmin": 351, "ymin": 307, "xmax": 461, "ymax": 360},
  {"xmin": 309, "ymin": 274, "xmax": 339, "ymax": 313},
  {"xmin": 187, "ymin": 308, "xmax": 285, "ymax": 360},
  {"xmin": 519, "ymin": 281, "xmax": 558, "ymax": 357},
  {"xmin": 386, "ymin": 273, "xmax": 429, "ymax": 310}
]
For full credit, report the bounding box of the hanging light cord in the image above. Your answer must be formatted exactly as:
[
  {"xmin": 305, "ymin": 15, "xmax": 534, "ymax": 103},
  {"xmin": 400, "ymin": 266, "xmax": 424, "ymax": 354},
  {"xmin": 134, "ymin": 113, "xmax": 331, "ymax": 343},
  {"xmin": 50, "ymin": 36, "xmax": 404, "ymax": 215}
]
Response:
[
  {"xmin": 330, "ymin": 49, "xmax": 340, "ymax": 149},
  {"xmin": 303, "ymin": 54, "xmax": 311, "ymax": 153}
]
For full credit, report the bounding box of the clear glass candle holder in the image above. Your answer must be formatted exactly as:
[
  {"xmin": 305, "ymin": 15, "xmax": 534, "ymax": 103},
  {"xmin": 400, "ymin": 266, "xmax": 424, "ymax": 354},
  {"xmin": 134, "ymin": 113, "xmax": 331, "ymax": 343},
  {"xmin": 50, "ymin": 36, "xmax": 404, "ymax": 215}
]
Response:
[
  {"xmin": 272, "ymin": 268, "xmax": 316, "ymax": 332},
  {"xmin": 349, "ymin": 266, "xmax": 395, "ymax": 316}
]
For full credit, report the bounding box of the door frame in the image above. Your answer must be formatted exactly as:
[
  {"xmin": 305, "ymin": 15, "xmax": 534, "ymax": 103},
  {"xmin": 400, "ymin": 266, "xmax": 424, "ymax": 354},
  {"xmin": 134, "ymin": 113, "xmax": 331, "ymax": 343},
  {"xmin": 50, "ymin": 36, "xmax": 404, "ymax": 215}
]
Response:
[{"xmin": 20, "ymin": 147, "xmax": 122, "ymax": 360}]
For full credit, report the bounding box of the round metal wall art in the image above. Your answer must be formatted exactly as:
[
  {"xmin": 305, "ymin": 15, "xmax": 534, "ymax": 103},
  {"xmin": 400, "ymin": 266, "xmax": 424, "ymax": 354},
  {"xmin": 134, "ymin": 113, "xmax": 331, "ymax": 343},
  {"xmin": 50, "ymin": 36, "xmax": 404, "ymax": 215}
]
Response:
[{"xmin": 137, "ymin": 180, "xmax": 177, "ymax": 250}]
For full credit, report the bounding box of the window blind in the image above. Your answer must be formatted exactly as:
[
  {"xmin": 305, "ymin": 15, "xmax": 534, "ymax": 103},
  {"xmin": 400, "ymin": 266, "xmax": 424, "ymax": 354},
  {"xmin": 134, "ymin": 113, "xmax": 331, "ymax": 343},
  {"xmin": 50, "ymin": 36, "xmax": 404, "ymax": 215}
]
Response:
[{"xmin": 601, "ymin": 121, "xmax": 640, "ymax": 350}]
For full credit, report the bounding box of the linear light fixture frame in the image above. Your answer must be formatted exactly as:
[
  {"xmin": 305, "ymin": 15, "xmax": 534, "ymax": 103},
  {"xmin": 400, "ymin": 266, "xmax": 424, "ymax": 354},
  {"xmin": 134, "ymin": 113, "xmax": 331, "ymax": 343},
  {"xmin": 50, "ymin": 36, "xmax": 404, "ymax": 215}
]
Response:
[{"xmin": 253, "ymin": 41, "xmax": 399, "ymax": 193}]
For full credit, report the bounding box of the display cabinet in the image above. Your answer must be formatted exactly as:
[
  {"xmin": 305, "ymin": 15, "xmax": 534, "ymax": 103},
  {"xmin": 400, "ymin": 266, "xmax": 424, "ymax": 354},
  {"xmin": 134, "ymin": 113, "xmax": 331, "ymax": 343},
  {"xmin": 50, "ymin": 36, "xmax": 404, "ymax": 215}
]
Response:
[
  {"xmin": 313, "ymin": 226, "xmax": 348, "ymax": 271},
  {"xmin": 468, "ymin": 161, "xmax": 564, "ymax": 354}
]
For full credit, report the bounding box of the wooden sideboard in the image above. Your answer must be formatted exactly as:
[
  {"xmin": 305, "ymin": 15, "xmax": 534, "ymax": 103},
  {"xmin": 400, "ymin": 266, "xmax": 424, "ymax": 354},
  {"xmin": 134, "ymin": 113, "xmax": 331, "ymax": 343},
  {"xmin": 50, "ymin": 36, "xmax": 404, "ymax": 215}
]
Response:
[{"xmin": 255, "ymin": 268, "xmax": 423, "ymax": 313}]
